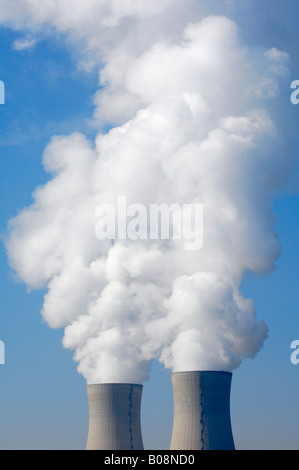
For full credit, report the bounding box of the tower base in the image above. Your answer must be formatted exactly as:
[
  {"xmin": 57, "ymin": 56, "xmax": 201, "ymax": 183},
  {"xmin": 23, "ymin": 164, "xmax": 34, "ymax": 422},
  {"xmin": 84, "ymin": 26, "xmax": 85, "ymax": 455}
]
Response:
[
  {"xmin": 170, "ymin": 371, "xmax": 235, "ymax": 450},
  {"xmin": 86, "ymin": 383, "xmax": 144, "ymax": 450}
]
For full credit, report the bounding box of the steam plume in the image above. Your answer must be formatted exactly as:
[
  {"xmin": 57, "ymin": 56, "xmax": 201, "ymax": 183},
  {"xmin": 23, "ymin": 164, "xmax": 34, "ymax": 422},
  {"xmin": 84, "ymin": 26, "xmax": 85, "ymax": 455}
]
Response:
[{"xmin": 5, "ymin": 2, "xmax": 291, "ymax": 383}]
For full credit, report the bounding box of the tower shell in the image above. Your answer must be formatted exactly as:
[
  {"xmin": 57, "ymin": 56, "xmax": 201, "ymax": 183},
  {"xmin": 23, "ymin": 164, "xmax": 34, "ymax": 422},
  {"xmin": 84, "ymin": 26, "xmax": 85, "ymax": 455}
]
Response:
[
  {"xmin": 170, "ymin": 371, "xmax": 235, "ymax": 450},
  {"xmin": 86, "ymin": 383, "xmax": 144, "ymax": 450}
]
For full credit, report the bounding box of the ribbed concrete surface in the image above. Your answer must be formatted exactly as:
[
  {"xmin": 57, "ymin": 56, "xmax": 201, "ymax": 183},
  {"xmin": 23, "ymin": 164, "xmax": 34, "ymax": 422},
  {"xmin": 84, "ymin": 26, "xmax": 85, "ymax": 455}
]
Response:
[
  {"xmin": 170, "ymin": 371, "xmax": 235, "ymax": 450},
  {"xmin": 86, "ymin": 383, "xmax": 144, "ymax": 450}
]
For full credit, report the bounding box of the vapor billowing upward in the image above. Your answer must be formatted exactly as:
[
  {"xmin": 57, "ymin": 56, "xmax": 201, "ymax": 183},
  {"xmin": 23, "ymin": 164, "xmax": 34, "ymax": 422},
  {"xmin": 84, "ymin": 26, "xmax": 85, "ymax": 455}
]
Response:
[{"xmin": 5, "ymin": 1, "xmax": 292, "ymax": 384}]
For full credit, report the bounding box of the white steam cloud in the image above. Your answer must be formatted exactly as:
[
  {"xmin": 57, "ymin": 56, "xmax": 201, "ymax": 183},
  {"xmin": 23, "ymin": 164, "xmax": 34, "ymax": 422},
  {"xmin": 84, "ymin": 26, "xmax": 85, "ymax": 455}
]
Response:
[{"xmin": 5, "ymin": 2, "xmax": 292, "ymax": 383}]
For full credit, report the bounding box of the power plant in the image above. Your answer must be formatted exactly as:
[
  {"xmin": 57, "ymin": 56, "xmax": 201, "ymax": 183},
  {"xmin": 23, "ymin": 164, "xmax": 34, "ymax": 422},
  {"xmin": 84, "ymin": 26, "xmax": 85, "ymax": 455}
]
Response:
[
  {"xmin": 86, "ymin": 383, "xmax": 144, "ymax": 450},
  {"xmin": 85, "ymin": 371, "xmax": 235, "ymax": 450},
  {"xmin": 170, "ymin": 371, "xmax": 235, "ymax": 450}
]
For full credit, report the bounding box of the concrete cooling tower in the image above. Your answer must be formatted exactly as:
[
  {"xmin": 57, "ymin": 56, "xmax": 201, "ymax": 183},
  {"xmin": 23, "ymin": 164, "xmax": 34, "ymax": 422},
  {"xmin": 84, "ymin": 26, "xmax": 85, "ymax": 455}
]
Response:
[
  {"xmin": 86, "ymin": 383, "xmax": 144, "ymax": 450},
  {"xmin": 170, "ymin": 371, "xmax": 235, "ymax": 450}
]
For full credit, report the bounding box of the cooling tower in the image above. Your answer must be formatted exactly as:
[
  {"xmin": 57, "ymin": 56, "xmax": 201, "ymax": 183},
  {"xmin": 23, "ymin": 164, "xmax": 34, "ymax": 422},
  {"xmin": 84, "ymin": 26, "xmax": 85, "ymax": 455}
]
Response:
[
  {"xmin": 170, "ymin": 371, "xmax": 235, "ymax": 450},
  {"xmin": 86, "ymin": 383, "xmax": 144, "ymax": 450}
]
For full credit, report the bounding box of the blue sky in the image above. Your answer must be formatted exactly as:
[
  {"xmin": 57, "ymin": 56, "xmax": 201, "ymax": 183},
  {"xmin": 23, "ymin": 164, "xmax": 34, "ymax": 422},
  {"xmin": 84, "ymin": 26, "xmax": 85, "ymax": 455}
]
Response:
[{"xmin": 0, "ymin": 1, "xmax": 298, "ymax": 450}]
